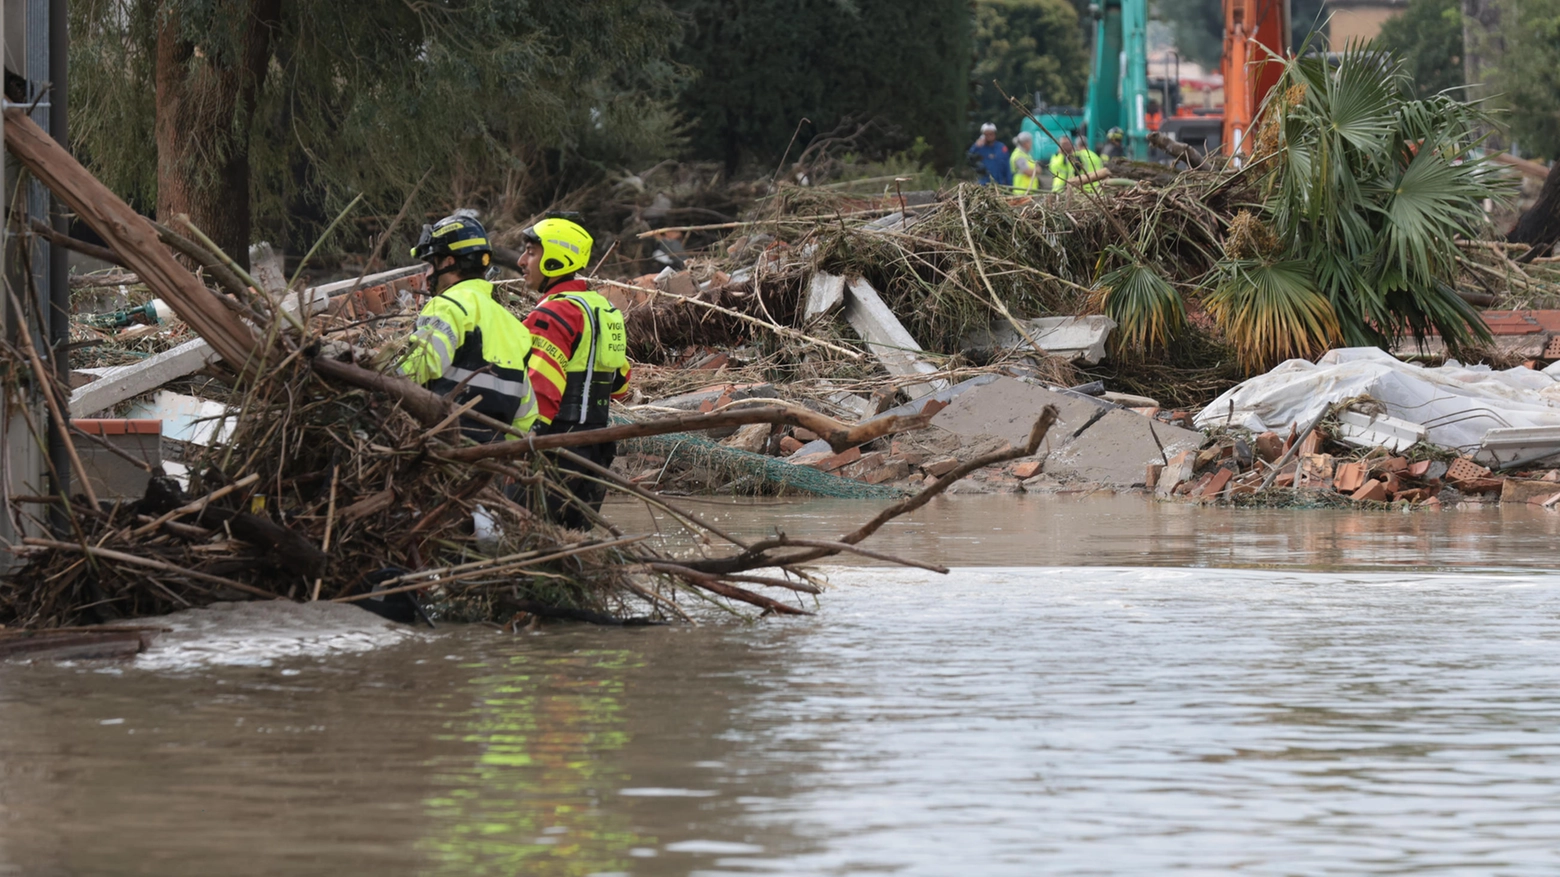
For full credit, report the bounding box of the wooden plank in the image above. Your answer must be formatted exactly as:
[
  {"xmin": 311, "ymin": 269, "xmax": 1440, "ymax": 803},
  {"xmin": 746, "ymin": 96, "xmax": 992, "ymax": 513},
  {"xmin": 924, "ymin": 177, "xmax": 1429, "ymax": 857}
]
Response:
[
  {"xmin": 69, "ymin": 265, "xmax": 427, "ymax": 417},
  {"xmin": 843, "ymin": 276, "xmax": 945, "ymax": 400},
  {"xmin": 2, "ymin": 108, "xmax": 259, "ymax": 368}
]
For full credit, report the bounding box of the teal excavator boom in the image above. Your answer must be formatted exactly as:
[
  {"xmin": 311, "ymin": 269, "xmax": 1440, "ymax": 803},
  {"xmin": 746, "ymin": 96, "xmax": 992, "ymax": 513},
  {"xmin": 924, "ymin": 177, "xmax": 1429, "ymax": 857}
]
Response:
[{"xmin": 1083, "ymin": 0, "xmax": 1150, "ymax": 160}]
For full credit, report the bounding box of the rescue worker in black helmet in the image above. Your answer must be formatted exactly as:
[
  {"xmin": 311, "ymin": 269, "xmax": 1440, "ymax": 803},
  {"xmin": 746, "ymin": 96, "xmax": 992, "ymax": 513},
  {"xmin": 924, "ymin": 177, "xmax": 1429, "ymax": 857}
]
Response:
[
  {"xmin": 399, "ymin": 214, "xmax": 539, "ymax": 442},
  {"xmin": 518, "ymin": 217, "xmax": 631, "ymax": 530}
]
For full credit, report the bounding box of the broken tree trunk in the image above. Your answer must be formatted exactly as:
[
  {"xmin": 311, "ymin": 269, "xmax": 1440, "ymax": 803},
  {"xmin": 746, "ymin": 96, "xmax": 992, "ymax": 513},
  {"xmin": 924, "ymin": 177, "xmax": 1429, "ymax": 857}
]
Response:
[
  {"xmin": 154, "ymin": 0, "xmax": 282, "ymax": 270},
  {"xmin": 3, "ymin": 108, "xmax": 262, "ymax": 370},
  {"xmin": 1509, "ymin": 161, "xmax": 1560, "ymax": 264}
]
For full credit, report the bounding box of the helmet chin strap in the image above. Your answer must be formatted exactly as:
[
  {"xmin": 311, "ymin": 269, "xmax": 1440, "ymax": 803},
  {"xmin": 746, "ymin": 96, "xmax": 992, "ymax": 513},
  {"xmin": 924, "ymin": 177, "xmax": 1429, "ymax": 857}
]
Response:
[
  {"xmin": 538, "ymin": 274, "xmax": 573, "ymax": 295},
  {"xmin": 427, "ymin": 260, "xmax": 463, "ymax": 288}
]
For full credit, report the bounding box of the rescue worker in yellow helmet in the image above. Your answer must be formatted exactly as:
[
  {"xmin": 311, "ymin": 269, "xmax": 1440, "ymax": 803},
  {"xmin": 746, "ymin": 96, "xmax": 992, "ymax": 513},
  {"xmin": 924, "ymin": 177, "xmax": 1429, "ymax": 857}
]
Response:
[
  {"xmin": 398, "ymin": 214, "xmax": 539, "ymax": 442},
  {"xmin": 518, "ymin": 217, "xmax": 631, "ymax": 529}
]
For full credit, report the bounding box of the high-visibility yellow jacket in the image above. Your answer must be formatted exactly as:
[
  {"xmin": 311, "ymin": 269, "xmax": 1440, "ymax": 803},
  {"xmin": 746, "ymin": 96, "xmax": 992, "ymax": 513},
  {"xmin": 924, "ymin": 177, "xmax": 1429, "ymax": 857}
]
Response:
[
  {"xmin": 523, "ymin": 280, "xmax": 631, "ymax": 431},
  {"xmin": 399, "ymin": 278, "xmax": 539, "ymax": 439},
  {"xmin": 1050, "ymin": 148, "xmax": 1105, "ymax": 193},
  {"xmin": 1010, "ymin": 147, "xmax": 1040, "ymax": 194}
]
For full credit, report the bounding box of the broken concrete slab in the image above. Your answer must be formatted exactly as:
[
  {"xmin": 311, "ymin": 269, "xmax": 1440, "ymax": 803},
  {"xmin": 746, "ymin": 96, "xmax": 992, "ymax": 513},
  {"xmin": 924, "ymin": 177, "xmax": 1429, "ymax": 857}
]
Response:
[
  {"xmin": 931, "ymin": 376, "xmax": 1108, "ymax": 447},
  {"xmin": 843, "ymin": 276, "xmax": 945, "ymax": 400},
  {"xmin": 804, "ymin": 272, "xmax": 847, "ymax": 322},
  {"xmin": 1048, "ymin": 409, "xmax": 1204, "ymax": 487},
  {"xmin": 125, "ymin": 391, "xmax": 234, "ymax": 446},
  {"xmin": 961, "ymin": 315, "xmax": 1117, "ymax": 364},
  {"xmin": 1335, "ymin": 409, "xmax": 1426, "ymax": 453},
  {"xmin": 786, "ymin": 374, "xmax": 1003, "ymax": 461}
]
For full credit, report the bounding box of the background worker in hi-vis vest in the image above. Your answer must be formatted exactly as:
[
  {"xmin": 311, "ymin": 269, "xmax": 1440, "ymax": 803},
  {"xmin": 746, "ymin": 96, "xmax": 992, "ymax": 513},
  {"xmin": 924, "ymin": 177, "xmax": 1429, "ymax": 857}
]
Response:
[{"xmin": 517, "ymin": 217, "xmax": 632, "ymax": 530}]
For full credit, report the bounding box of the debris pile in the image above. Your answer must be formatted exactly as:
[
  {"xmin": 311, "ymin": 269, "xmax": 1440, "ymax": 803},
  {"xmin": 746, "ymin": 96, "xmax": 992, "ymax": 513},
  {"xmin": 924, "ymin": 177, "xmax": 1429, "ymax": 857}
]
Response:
[{"xmin": 2, "ymin": 106, "xmax": 1054, "ymax": 630}]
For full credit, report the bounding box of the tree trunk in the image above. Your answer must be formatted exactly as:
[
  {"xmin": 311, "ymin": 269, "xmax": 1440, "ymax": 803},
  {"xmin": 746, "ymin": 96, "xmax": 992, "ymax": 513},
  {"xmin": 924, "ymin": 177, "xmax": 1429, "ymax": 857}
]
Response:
[
  {"xmin": 1509, "ymin": 162, "xmax": 1560, "ymax": 262},
  {"xmin": 154, "ymin": 0, "xmax": 281, "ymax": 270}
]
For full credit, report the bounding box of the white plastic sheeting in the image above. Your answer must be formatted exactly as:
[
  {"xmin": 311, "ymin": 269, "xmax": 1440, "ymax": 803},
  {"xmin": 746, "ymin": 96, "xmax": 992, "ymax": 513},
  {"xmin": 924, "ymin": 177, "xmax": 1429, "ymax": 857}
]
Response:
[{"xmin": 1195, "ymin": 347, "xmax": 1560, "ymax": 455}]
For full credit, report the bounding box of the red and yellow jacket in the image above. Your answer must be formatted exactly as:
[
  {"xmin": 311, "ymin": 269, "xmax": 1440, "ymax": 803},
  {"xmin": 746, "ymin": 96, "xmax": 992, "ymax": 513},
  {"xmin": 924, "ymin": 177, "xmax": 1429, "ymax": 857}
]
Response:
[{"xmin": 522, "ymin": 280, "xmax": 631, "ymax": 429}]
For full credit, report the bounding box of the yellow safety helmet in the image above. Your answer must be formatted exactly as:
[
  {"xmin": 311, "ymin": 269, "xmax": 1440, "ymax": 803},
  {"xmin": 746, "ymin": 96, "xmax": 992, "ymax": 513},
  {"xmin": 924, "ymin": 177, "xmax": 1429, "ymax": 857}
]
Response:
[{"xmin": 521, "ymin": 217, "xmax": 593, "ymax": 278}]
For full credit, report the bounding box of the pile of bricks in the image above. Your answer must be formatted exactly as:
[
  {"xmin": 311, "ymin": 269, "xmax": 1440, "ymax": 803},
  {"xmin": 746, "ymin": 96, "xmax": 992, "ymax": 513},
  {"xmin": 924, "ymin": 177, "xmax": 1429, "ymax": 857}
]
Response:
[{"xmin": 1150, "ymin": 425, "xmax": 1560, "ymax": 508}]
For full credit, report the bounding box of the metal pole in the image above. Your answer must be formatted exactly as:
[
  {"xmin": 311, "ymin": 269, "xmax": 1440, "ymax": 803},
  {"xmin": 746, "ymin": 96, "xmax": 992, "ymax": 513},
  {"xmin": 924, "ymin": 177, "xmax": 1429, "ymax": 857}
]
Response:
[{"xmin": 45, "ymin": 0, "xmax": 72, "ymax": 528}]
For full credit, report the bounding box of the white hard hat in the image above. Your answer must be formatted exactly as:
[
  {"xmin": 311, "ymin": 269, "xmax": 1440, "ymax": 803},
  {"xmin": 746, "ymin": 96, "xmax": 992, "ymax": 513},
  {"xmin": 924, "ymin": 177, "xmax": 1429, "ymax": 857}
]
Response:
[
  {"xmin": 1015, "ymin": 131, "xmax": 1033, "ymax": 143},
  {"xmin": 981, "ymin": 122, "xmax": 997, "ymax": 133}
]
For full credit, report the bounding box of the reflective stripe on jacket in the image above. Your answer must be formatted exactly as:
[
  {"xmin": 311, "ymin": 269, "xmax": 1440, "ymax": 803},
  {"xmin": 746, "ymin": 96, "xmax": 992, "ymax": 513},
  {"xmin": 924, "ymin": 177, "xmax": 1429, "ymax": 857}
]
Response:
[
  {"xmin": 1050, "ymin": 148, "xmax": 1105, "ymax": 193},
  {"xmin": 523, "ymin": 281, "xmax": 632, "ymax": 429},
  {"xmin": 399, "ymin": 278, "xmax": 538, "ymax": 439}
]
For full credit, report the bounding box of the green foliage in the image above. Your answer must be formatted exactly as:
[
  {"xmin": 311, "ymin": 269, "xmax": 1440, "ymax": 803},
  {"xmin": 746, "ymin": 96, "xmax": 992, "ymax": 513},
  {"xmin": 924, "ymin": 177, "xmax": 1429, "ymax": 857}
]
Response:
[
  {"xmin": 669, "ymin": 0, "xmax": 973, "ymax": 172},
  {"xmin": 1232, "ymin": 46, "xmax": 1507, "ymax": 365},
  {"xmin": 1154, "ymin": 0, "xmax": 1223, "ymax": 67},
  {"xmin": 71, "ymin": 0, "xmax": 689, "ymax": 253},
  {"xmin": 1376, "ymin": 0, "xmax": 1466, "ymax": 98},
  {"xmin": 1204, "ymin": 259, "xmax": 1341, "ymax": 371},
  {"xmin": 971, "ymin": 0, "xmax": 1089, "ymax": 135},
  {"xmin": 1152, "ymin": 0, "xmax": 1326, "ymax": 68},
  {"xmin": 1491, "ymin": 0, "xmax": 1560, "ymax": 158},
  {"xmin": 1095, "ymin": 251, "xmax": 1187, "ymax": 352}
]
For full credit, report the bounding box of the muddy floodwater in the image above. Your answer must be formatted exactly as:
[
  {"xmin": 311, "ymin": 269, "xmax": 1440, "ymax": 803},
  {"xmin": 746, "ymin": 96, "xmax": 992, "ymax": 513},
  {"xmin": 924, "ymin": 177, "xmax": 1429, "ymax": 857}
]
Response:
[{"xmin": 6, "ymin": 495, "xmax": 1560, "ymax": 875}]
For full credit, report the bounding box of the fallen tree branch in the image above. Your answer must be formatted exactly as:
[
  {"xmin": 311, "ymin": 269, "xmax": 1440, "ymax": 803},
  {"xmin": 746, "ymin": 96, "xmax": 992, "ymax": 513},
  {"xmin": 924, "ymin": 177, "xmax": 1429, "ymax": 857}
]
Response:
[
  {"xmin": 3, "ymin": 107, "xmax": 263, "ymax": 369},
  {"xmin": 441, "ymin": 405, "xmax": 931, "ymax": 464},
  {"xmin": 25, "ymin": 217, "xmax": 123, "ymax": 266},
  {"xmin": 22, "ymin": 538, "xmax": 281, "ymax": 600},
  {"xmin": 677, "ymin": 405, "xmax": 1058, "ymax": 575},
  {"xmin": 311, "ymin": 356, "xmax": 452, "ymax": 427},
  {"xmin": 646, "ymin": 562, "xmax": 813, "ymax": 615}
]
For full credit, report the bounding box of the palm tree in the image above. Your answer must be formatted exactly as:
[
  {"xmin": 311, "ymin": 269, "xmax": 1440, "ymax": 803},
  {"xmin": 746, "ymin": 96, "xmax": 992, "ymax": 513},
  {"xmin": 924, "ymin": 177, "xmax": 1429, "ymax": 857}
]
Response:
[{"xmin": 1210, "ymin": 44, "xmax": 1510, "ymax": 371}]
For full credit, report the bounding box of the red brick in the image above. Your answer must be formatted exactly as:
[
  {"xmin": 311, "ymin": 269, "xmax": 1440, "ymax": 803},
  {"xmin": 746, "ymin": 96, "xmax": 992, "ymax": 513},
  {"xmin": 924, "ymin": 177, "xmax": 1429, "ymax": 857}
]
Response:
[
  {"xmin": 1145, "ymin": 462, "xmax": 1164, "ymax": 490},
  {"xmin": 1298, "ymin": 430, "xmax": 1323, "ymax": 456},
  {"xmin": 1012, "ymin": 460, "xmax": 1043, "ymax": 479},
  {"xmin": 1299, "ymin": 453, "xmax": 1334, "ymax": 483},
  {"xmin": 1423, "ymin": 496, "xmax": 1443, "ymax": 510},
  {"xmin": 862, "ymin": 461, "xmax": 911, "ymax": 484},
  {"xmin": 1201, "ymin": 468, "xmax": 1234, "ymax": 497},
  {"xmin": 1351, "ymin": 480, "xmax": 1388, "ymax": 502},
  {"xmin": 71, "ymin": 418, "xmax": 161, "ymax": 436},
  {"xmin": 1375, "ymin": 457, "xmax": 1409, "ymax": 474},
  {"xmin": 1254, "ymin": 431, "xmax": 1283, "ymax": 463},
  {"xmin": 779, "ymin": 436, "xmax": 805, "ymax": 455},
  {"xmin": 1407, "ymin": 460, "xmax": 1432, "ymax": 478},
  {"xmin": 1447, "ymin": 457, "xmax": 1493, "ymax": 483},
  {"xmin": 1274, "ymin": 471, "xmax": 1296, "ymax": 488},
  {"xmin": 804, "ymin": 446, "xmax": 860, "ymax": 472},
  {"xmin": 1334, "ymin": 461, "xmax": 1367, "ymax": 492},
  {"xmin": 923, "ymin": 457, "xmax": 960, "ymax": 478},
  {"xmin": 793, "ymin": 428, "xmax": 819, "ymax": 442}
]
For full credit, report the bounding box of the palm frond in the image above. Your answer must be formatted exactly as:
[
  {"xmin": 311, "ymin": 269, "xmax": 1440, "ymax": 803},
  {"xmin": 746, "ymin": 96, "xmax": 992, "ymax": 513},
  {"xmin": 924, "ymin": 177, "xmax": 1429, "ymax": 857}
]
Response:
[
  {"xmin": 1206, "ymin": 259, "xmax": 1342, "ymax": 372},
  {"xmin": 1095, "ymin": 251, "xmax": 1186, "ymax": 353}
]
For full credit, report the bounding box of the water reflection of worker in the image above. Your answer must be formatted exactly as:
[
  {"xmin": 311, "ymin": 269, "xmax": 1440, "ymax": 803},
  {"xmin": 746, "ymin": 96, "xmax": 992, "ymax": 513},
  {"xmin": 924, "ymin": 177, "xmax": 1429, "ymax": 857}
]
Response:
[
  {"xmin": 1048, "ymin": 135, "xmax": 1105, "ymax": 194},
  {"xmin": 966, "ymin": 122, "xmax": 1013, "ymax": 188},
  {"xmin": 1010, "ymin": 132, "xmax": 1040, "ymax": 195},
  {"xmin": 1100, "ymin": 127, "xmax": 1126, "ymax": 159}
]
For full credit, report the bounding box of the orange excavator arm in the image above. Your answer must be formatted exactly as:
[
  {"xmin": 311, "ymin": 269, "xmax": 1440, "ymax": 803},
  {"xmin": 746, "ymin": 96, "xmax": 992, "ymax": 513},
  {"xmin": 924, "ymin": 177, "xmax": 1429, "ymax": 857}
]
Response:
[{"xmin": 1223, "ymin": 0, "xmax": 1290, "ymax": 160}]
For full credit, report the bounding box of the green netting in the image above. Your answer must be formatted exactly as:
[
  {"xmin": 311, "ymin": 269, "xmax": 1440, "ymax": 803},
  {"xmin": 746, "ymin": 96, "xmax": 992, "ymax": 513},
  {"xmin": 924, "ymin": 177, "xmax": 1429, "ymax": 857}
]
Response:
[{"xmin": 620, "ymin": 431, "xmax": 907, "ymax": 499}]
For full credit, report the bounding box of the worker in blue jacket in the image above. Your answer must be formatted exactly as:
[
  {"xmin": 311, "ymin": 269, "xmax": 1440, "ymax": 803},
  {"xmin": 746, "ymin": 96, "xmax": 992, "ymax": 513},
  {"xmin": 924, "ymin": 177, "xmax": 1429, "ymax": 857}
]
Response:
[{"xmin": 966, "ymin": 122, "xmax": 1013, "ymax": 188}]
